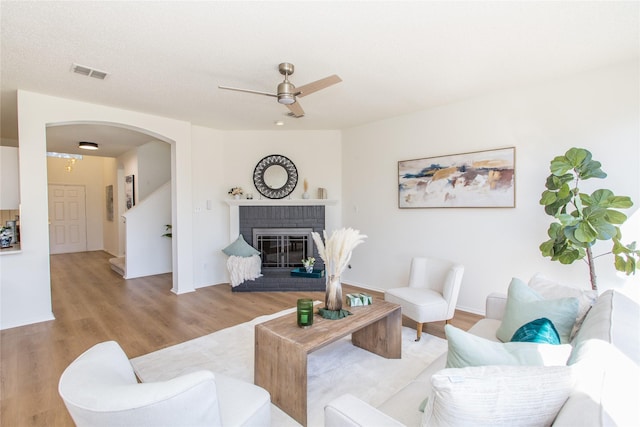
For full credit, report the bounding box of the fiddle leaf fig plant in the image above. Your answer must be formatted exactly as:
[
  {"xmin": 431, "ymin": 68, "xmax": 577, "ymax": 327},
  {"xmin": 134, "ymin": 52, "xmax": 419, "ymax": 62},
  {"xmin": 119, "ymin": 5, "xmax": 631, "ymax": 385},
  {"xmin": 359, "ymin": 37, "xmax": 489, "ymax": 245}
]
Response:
[{"xmin": 539, "ymin": 147, "xmax": 639, "ymax": 290}]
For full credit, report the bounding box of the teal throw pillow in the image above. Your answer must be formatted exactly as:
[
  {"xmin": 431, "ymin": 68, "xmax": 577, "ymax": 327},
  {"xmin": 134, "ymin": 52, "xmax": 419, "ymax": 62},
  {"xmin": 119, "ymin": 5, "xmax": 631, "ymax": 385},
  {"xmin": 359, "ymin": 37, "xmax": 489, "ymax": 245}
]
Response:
[
  {"xmin": 495, "ymin": 278, "xmax": 579, "ymax": 344},
  {"xmin": 222, "ymin": 234, "xmax": 260, "ymax": 257},
  {"xmin": 510, "ymin": 317, "xmax": 561, "ymax": 345},
  {"xmin": 445, "ymin": 324, "xmax": 572, "ymax": 369}
]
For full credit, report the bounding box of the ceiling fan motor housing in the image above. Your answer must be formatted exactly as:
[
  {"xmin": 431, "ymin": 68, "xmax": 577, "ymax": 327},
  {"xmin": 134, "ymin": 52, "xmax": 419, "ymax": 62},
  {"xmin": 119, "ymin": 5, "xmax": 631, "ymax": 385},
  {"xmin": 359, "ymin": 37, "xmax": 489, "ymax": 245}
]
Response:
[{"xmin": 277, "ymin": 81, "xmax": 296, "ymax": 104}]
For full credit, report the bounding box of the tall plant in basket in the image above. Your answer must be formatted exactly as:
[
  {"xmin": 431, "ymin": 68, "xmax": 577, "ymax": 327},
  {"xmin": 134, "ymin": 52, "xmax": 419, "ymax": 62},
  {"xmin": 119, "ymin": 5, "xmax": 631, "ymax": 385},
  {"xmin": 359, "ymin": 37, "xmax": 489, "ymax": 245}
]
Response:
[{"xmin": 312, "ymin": 228, "xmax": 367, "ymax": 311}]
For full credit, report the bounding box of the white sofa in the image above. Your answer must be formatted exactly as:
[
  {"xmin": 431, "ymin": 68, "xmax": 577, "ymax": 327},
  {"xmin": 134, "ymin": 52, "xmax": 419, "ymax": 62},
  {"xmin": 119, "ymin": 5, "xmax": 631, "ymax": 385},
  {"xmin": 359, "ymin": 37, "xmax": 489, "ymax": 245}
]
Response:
[{"xmin": 325, "ymin": 288, "xmax": 640, "ymax": 426}]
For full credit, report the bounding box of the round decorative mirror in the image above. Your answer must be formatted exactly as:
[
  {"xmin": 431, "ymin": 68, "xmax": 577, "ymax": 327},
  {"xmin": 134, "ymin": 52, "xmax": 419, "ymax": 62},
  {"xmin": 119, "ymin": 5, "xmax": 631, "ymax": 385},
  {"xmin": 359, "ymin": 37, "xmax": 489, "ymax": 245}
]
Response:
[{"xmin": 253, "ymin": 154, "xmax": 298, "ymax": 199}]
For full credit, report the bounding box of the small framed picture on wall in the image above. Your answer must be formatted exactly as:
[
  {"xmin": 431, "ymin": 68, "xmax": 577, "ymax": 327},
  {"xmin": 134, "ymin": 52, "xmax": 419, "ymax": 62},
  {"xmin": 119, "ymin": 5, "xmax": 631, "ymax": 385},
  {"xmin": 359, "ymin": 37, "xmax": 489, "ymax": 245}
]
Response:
[
  {"xmin": 105, "ymin": 185, "xmax": 114, "ymax": 221},
  {"xmin": 125, "ymin": 175, "xmax": 135, "ymax": 210}
]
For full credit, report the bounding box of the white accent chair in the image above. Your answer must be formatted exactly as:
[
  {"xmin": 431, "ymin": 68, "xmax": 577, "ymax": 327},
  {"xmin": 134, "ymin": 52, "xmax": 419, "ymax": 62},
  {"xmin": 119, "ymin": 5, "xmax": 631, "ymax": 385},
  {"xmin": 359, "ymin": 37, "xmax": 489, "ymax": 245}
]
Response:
[
  {"xmin": 385, "ymin": 257, "xmax": 464, "ymax": 341},
  {"xmin": 58, "ymin": 341, "xmax": 271, "ymax": 427}
]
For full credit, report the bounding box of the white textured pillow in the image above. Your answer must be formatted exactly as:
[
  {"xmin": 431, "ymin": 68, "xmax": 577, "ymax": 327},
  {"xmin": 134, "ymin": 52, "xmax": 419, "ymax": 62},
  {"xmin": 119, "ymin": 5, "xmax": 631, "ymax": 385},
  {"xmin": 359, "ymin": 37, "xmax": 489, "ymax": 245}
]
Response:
[
  {"xmin": 496, "ymin": 278, "xmax": 579, "ymax": 344},
  {"xmin": 421, "ymin": 365, "xmax": 574, "ymax": 427},
  {"xmin": 445, "ymin": 324, "xmax": 572, "ymax": 368},
  {"xmin": 528, "ymin": 273, "xmax": 597, "ymax": 340}
]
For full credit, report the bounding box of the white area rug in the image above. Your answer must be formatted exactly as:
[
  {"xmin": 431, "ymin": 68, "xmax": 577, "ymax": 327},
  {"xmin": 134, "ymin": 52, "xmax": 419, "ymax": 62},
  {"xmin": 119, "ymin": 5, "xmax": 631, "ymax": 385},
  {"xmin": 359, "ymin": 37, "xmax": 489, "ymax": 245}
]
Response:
[{"xmin": 131, "ymin": 306, "xmax": 447, "ymax": 427}]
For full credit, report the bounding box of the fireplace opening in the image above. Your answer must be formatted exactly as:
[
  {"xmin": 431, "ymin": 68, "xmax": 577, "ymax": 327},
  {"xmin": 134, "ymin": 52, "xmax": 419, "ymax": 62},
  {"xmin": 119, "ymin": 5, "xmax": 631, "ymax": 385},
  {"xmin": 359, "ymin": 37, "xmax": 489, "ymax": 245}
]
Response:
[{"xmin": 253, "ymin": 228, "xmax": 314, "ymax": 270}]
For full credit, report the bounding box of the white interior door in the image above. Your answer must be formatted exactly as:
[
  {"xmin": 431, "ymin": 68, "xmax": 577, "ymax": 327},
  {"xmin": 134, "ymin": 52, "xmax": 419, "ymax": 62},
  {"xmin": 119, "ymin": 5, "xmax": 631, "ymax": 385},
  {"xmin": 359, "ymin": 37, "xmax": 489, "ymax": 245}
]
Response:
[{"xmin": 48, "ymin": 184, "xmax": 88, "ymax": 254}]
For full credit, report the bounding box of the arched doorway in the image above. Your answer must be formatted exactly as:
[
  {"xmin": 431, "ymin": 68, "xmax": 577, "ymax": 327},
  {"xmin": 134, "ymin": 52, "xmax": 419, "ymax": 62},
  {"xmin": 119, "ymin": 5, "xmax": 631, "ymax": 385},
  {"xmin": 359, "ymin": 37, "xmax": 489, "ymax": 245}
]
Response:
[
  {"xmin": 1, "ymin": 91, "xmax": 195, "ymax": 329},
  {"xmin": 45, "ymin": 122, "xmax": 173, "ymax": 277}
]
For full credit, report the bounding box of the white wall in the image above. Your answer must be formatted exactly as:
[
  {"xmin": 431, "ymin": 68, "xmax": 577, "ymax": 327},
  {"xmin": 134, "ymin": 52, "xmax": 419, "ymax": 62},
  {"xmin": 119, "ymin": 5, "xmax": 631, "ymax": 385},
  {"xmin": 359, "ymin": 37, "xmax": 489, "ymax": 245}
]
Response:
[
  {"xmin": 137, "ymin": 141, "xmax": 171, "ymax": 201},
  {"xmin": 190, "ymin": 128, "xmax": 342, "ymax": 288},
  {"xmin": 0, "ymin": 146, "xmax": 20, "ymax": 209},
  {"xmin": 122, "ymin": 182, "xmax": 172, "ymax": 278},
  {"xmin": 341, "ymin": 61, "xmax": 639, "ymax": 314}
]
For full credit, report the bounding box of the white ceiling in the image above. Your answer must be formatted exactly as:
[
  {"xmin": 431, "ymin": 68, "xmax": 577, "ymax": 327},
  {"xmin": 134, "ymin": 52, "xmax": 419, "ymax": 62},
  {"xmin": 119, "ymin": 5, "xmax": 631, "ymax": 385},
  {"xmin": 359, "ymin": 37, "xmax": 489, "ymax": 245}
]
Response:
[
  {"xmin": 45, "ymin": 123, "xmax": 164, "ymax": 158},
  {"xmin": 1, "ymin": 1, "xmax": 638, "ymax": 157}
]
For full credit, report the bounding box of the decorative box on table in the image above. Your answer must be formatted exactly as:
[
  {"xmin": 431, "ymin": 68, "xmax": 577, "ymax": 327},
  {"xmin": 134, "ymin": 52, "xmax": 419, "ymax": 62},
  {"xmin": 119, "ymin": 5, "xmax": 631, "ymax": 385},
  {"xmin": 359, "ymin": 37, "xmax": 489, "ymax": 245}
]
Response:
[
  {"xmin": 290, "ymin": 268, "xmax": 325, "ymax": 278},
  {"xmin": 347, "ymin": 293, "xmax": 373, "ymax": 307},
  {"xmin": 360, "ymin": 293, "xmax": 373, "ymax": 305}
]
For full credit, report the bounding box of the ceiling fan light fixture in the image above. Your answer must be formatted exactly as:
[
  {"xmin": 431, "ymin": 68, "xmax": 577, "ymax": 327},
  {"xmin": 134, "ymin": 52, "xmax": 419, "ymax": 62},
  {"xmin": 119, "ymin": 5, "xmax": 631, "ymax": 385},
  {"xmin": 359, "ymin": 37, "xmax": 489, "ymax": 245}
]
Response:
[
  {"xmin": 79, "ymin": 141, "xmax": 99, "ymax": 150},
  {"xmin": 277, "ymin": 94, "xmax": 295, "ymax": 105}
]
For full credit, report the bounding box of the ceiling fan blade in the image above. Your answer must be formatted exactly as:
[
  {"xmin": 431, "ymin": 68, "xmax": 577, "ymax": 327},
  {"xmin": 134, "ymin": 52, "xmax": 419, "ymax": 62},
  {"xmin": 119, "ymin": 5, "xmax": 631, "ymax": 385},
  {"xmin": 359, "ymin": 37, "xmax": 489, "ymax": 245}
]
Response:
[
  {"xmin": 295, "ymin": 75, "xmax": 342, "ymax": 97},
  {"xmin": 218, "ymin": 85, "xmax": 277, "ymax": 98},
  {"xmin": 286, "ymin": 101, "xmax": 305, "ymax": 117}
]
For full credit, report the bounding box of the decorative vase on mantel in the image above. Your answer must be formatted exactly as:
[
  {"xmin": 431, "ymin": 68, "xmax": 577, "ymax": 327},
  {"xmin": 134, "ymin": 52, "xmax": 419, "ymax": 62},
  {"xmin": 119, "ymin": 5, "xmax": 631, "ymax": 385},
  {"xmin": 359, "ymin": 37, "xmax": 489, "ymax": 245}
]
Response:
[{"xmin": 325, "ymin": 274, "xmax": 342, "ymax": 311}]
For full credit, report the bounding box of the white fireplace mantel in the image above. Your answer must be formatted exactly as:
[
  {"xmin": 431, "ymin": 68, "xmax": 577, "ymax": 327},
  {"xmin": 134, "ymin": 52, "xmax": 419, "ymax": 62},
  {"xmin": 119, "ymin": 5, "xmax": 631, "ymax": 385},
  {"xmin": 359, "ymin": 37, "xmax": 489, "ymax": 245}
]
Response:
[
  {"xmin": 226, "ymin": 199, "xmax": 339, "ymax": 241},
  {"xmin": 225, "ymin": 199, "xmax": 338, "ymax": 207}
]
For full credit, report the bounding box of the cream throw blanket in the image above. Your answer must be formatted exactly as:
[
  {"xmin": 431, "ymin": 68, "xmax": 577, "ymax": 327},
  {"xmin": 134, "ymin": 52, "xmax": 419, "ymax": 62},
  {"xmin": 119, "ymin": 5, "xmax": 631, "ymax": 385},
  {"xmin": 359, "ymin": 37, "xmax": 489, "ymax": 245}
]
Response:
[{"xmin": 227, "ymin": 255, "xmax": 262, "ymax": 287}]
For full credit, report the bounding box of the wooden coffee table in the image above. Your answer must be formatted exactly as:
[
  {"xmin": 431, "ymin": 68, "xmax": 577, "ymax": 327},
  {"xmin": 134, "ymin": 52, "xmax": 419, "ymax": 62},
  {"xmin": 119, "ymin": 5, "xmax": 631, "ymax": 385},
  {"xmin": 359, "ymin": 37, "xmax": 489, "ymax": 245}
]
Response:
[{"xmin": 254, "ymin": 301, "xmax": 401, "ymax": 426}]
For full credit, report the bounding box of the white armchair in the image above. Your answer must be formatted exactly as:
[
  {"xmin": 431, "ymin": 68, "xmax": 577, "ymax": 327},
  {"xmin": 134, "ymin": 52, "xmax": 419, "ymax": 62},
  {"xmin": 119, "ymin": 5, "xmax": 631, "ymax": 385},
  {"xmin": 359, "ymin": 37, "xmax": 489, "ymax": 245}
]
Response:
[
  {"xmin": 58, "ymin": 341, "xmax": 271, "ymax": 427},
  {"xmin": 385, "ymin": 257, "xmax": 464, "ymax": 341}
]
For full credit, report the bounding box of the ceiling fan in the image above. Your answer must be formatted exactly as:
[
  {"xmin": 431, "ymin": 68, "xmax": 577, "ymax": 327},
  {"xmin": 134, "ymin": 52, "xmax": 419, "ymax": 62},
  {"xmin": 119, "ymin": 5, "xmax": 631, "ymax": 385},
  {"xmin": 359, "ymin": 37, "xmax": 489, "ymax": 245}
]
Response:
[{"xmin": 218, "ymin": 63, "xmax": 341, "ymax": 118}]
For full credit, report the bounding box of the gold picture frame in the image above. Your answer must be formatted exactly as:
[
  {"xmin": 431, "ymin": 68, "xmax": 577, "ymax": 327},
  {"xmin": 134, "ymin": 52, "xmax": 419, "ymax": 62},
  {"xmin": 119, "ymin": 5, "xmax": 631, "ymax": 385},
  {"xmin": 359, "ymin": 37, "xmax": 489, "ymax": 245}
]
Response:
[{"xmin": 398, "ymin": 147, "xmax": 515, "ymax": 208}]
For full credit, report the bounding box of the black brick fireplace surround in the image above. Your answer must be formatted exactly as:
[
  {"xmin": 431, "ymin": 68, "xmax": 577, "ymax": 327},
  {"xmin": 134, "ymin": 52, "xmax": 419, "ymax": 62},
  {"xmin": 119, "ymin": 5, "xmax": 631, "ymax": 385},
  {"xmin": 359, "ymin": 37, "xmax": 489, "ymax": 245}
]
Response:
[{"xmin": 232, "ymin": 205, "xmax": 327, "ymax": 292}]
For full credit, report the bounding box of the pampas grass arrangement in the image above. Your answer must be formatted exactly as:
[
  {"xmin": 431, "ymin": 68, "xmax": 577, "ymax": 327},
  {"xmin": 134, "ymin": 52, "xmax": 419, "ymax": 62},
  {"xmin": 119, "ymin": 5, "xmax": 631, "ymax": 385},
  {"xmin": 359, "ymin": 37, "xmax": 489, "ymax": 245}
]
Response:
[{"xmin": 312, "ymin": 228, "xmax": 367, "ymax": 311}]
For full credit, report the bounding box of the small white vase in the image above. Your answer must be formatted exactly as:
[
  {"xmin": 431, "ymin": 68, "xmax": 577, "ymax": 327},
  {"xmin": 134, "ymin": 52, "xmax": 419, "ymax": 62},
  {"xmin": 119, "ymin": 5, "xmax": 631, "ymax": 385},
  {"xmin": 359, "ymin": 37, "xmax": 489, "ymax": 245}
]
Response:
[
  {"xmin": 302, "ymin": 192, "xmax": 310, "ymax": 199},
  {"xmin": 233, "ymin": 194, "xmax": 241, "ymax": 200}
]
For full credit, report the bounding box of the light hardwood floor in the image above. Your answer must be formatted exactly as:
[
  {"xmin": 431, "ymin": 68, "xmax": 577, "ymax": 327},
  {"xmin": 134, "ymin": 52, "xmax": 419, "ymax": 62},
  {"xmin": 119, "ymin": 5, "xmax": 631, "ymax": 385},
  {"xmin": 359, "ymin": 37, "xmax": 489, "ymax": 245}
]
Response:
[{"xmin": 0, "ymin": 250, "xmax": 481, "ymax": 426}]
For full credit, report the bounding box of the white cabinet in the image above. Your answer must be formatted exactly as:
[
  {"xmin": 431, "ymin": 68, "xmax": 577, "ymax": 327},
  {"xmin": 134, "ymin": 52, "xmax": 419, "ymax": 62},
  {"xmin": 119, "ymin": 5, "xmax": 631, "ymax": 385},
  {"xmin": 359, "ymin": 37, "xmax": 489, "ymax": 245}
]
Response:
[{"xmin": 1, "ymin": 146, "xmax": 20, "ymax": 209}]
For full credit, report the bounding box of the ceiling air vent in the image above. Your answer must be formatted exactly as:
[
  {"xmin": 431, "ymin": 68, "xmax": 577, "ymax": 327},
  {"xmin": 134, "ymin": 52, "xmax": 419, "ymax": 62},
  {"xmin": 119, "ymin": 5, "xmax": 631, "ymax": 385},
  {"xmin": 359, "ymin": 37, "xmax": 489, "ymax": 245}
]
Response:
[{"xmin": 71, "ymin": 63, "xmax": 108, "ymax": 80}]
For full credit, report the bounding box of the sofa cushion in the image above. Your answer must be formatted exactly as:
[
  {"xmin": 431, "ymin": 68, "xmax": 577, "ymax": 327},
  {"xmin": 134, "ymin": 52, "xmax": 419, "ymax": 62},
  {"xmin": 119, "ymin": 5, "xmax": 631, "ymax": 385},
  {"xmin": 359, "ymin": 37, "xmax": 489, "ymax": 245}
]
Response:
[
  {"xmin": 445, "ymin": 324, "xmax": 571, "ymax": 368},
  {"xmin": 466, "ymin": 318, "xmax": 502, "ymax": 341},
  {"xmin": 571, "ymin": 290, "xmax": 640, "ymax": 364},
  {"xmin": 421, "ymin": 365, "xmax": 573, "ymax": 427},
  {"xmin": 528, "ymin": 273, "xmax": 597, "ymax": 340},
  {"xmin": 510, "ymin": 317, "xmax": 560, "ymax": 344},
  {"xmin": 222, "ymin": 234, "xmax": 260, "ymax": 257},
  {"xmin": 555, "ymin": 338, "xmax": 640, "ymax": 427},
  {"xmin": 377, "ymin": 353, "xmax": 446, "ymax": 426},
  {"xmin": 496, "ymin": 278, "xmax": 579, "ymax": 344}
]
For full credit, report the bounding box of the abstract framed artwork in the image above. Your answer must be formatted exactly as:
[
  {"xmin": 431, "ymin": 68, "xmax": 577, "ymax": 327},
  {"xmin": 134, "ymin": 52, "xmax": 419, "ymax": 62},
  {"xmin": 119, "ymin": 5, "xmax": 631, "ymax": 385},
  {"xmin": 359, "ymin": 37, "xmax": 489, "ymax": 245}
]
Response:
[
  {"xmin": 125, "ymin": 175, "xmax": 135, "ymax": 210},
  {"xmin": 398, "ymin": 147, "xmax": 515, "ymax": 208}
]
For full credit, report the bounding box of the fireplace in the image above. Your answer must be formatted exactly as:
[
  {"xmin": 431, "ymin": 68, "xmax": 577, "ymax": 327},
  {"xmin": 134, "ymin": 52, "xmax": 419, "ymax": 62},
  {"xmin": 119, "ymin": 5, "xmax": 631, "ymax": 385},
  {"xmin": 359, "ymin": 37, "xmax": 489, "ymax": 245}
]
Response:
[
  {"xmin": 253, "ymin": 228, "xmax": 314, "ymax": 271},
  {"xmin": 232, "ymin": 205, "xmax": 326, "ymax": 292}
]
